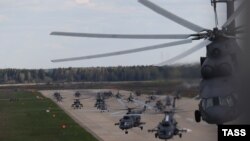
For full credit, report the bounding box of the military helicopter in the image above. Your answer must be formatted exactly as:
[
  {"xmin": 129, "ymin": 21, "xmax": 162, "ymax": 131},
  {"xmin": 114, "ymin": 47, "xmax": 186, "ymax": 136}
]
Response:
[
  {"xmin": 94, "ymin": 92, "xmax": 110, "ymax": 112},
  {"xmin": 154, "ymin": 100, "xmax": 166, "ymax": 112},
  {"xmin": 114, "ymin": 99, "xmax": 147, "ymax": 134},
  {"xmin": 74, "ymin": 91, "xmax": 81, "ymax": 98},
  {"xmin": 53, "ymin": 92, "xmax": 63, "ymax": 102},
  {"xmin": 50, "ymin": 0, "xmax": 244, "ymax": 124},
  {"xmin": 146, "ymin": 95, "xmax": 158, "ymax": 103},
  {"xmin": 71, "ymin": 99, "xmax": 83, "ymax": 109},
  {"xmin": 148, "ymin": 110, "xmax": 189, "ymax": 140},
  {"xmin": 114, "ymin": 91, "xmax": 122, "ymax": 99},
  {"xmin": 96, "ymin": 99, "xmax": 109, "ymax": 112},
  {"xmin": 114, "ymin": 114, "xmax": 145, "ymax": 134},
  {"xmin": 94, "ymin": 92, "xmax": 105, "ymax": 107},
  {"xmin": 165, "ymin": 96, "xmax": 172, "ymax": 107},
  {"xmin": 148, "ymin": 97, "xmax": 190, "ymax": 140},
  {"xmin": 127, "ymin": 93, "xmax": 135, "ymax": 103}
]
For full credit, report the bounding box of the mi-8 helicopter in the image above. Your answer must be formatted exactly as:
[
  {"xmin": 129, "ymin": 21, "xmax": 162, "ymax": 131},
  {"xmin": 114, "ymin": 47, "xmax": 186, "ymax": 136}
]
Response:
[
  {"xmin": 113, "ymin": 98, "xmax": 147, "ymax": 134},
  {"xmin": 148, "ymin": 110, "xmax": 190, "ymax": 140},
  {"xmin": 148, "ymin": 97, "xmax": 190, "ymax": 140},
  {"xmin": 115, "ymin": 114, "xmax": 145, "ymax": 134}
]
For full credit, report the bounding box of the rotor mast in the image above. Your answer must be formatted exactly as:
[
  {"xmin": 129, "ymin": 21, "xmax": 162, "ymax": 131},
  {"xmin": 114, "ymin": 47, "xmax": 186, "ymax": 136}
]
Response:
[
  {"xmin": 227, "ymin": 0, "xmax": 235, "ymax": 32},
  {"xmin": 211, "ymin": 0, "xmax": 235, "ymax": 32}
]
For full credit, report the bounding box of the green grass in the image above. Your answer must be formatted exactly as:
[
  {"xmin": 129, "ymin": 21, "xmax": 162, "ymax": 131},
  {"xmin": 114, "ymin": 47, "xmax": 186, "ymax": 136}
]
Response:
[{"xmin": 0, "ymin": 90, "xmax": 98, "ymax": 141}]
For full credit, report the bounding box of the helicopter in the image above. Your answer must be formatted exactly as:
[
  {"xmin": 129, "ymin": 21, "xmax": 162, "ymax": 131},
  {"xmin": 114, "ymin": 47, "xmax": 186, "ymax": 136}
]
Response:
[
  {"xmin": 71, "ymin": 99, "xmax": 83, "ymax": 109},
  {"xmin": 74, "ymin": 91, "xmax": 81, "ymax": 98},
  {"xmin": 146, "ymin": 95, "xmax": 158, "ymax": 103},
  {"xmin": 96, "ymin": 99, "xmax": 109, "ymax": 112},
  {"xmin": 94, "ymin": 92, "xmax": 110, "ymax": 112},
  {"xmin": 153, "ymin": 96, "xmax": 178, "ymax": 112},
  {"xmin": 114, "ymin": 99, "xmax": 147, "ymax": 134},
  {"xmin": 127, "ymin": 93, "xmax": 135, "ymax": 103},
  {"xmin": 53, "ymin": 92, "xmax": 63, "ymax": 102},
  {"xmin": 165, "ymin": 96, "xmax": 172, "ymax": 107},
  {"xmin": 148, "ymin": 96, "xmax": 190, "ymax": 140},
  {"xmin": 148, "ymin": 110, "xmax": 189, "ymax": 140},
  {"xmin": 114, "ymin": 114, "xmax": 145, "ymax": 134},
  {"xmin": 50, "ymin": 0, "xmax": 244, "ymax": 124},
  {"xmin": 114, "ymin": 91, "xmax": 122, "ymax": 99}
]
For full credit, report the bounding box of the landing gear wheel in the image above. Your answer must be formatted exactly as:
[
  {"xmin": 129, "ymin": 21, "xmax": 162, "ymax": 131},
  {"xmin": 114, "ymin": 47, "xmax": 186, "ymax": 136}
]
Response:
[
  {"xmin": 140, "ymin": 126, "xmax": 143, "ymax": 130},
  {"xmin": 125, "ymin": 131, "xmax": 128, "ymax": 134},
  {"xmin": 179, "ymin": 134, "xmax": 182, "ymax": 138},
  {"xmin": 195, "ymin": 110, "xmax": 201, "ymax": 122},
  {"xmin": 155, "ymin": 133, "xmax": 158, "ymax": 138}
]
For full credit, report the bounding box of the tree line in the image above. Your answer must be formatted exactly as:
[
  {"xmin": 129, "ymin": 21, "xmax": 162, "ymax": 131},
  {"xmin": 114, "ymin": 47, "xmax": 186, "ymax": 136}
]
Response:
[{"xmin": 0, "ymin": 64, "xmax": 200, "ymax": 84}]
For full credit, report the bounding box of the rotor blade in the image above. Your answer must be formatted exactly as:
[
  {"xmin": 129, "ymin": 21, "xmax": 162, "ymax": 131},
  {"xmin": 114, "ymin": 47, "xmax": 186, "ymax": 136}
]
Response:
[
  {"xmin": 50, "ymin": 32, "xmax": 191, "ymax": 39},
  {"xmin": 133, "ymin": 99, "xmax": 153, "ymax": 110},
  {"xmin": 157, "ymin": 40, "xmax": 211, "ymax": 66},
  {"xmin": 117, "ymin": 98, "xmax": 128, "ymax": 109},
  {"xmin": 111, "ymin": 111, "xmax": 126, "ymax": 115},
  {"xmin": 138, "ymin": 0, "xmax": 206, "ymax": 32},
  {"xmin": 222, "ymin": 0, "xmax": 246, "ymax": 29},
  {"xmin": 51, "ymin": 39, "xmax": 192, "ymax": 62}
]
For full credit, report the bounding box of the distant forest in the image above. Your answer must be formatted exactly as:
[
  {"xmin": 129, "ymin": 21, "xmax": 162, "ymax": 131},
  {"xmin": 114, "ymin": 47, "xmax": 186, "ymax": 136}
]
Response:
[{"xmin": 0, "ymin": 65, "xmax": 200, "ymax": 84}]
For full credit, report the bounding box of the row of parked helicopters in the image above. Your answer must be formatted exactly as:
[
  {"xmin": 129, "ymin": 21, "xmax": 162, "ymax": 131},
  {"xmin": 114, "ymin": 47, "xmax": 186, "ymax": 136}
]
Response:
[{"xmin": 53, "ymin": 90, "xmax": 191, "ymax": 140}]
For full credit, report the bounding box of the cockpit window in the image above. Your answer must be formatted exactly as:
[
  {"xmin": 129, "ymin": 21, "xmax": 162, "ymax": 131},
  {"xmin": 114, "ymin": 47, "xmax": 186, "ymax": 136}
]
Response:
[
  {"xmin": 162, "ymin": 122, "xmax": 170, "ymax": 127},
  {"xmin": 124, "ymin": 116, "xmax": 130, "ymax": 120},
  {"xmin": 202, "ymin": 95, "xmax": 235, "ymax": 109}
]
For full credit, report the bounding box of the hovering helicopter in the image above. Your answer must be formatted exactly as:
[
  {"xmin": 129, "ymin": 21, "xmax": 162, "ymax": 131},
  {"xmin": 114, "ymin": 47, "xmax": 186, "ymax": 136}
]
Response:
[
  {"xmin": 50, "ymin": 0, "xmax": 244, "ymax": 124},
  {"xmin": 71, "ymin": 99, "xmax": 83, "ymax": 109},
  {"xmin": 148, "ymin": 111, "xmax": 189, "ymax": 140}
]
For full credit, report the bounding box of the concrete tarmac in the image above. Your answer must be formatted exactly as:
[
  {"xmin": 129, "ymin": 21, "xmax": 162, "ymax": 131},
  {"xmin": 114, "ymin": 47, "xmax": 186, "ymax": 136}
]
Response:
[{"xmin": 41, "ymin": 89, "xmax": 217, "ymax": 141}]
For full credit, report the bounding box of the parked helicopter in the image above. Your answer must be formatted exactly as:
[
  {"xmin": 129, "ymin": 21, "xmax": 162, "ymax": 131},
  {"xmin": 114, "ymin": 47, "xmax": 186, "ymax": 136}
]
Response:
[
  {"xmin": 127, "ymin": 93, "xmax": 135, "ymax": 103},
  {"xmin": 149, "ymin": 96, "xmax": 190, "ymax": 140},
  {"xmin": 114, "ymin": 99, "xmax": 147, "ymax": 134},
  {"xmin": 53, "ymin": 92, "xmax": 63, "ymax": 102},
  {"xmin": 148, "ymin": 110, "xmax": 189, "ymax": 140},
  {"xmin": 71, "ymin": 99, "xmax": 83, "ymax": 109},
  {"xmin": 115, "ymin": 114, "xmax": 145, "ymax": 134},
  {"xmin": 96, "ymin": 99, "xmax": 109, "ymax": 112},
  {"xmin": 74, "ymin": 91, "xmax": 81, "ymax": 98},
  {"xmin": 94, "ymin": 92, "xmax": 110, "ymax": 112}
]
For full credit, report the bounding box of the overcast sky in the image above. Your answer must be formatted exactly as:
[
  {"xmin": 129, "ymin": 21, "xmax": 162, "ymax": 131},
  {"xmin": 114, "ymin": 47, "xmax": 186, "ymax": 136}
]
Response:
[{"xmin": 0, "ymin": 0, "xmax": 228, "ymax": 69}]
